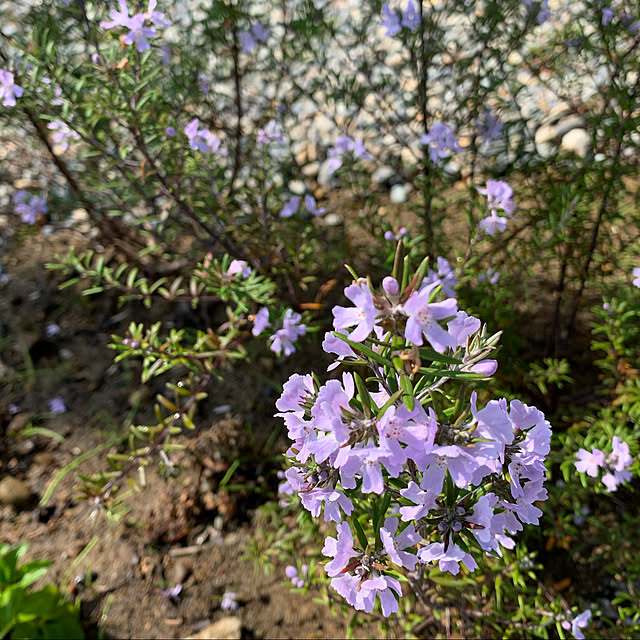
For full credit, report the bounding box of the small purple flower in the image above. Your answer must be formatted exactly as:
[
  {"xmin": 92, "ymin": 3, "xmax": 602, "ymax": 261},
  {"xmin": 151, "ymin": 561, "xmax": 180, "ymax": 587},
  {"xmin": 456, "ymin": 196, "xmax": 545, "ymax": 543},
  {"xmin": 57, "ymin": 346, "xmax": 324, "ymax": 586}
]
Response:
[
  {"xmin": 422, "ymin": 256, "xmax": 457, "ymax": 297},
  {"xmin": 0, "ymin": 70, "xmax": 24, "ymax": 107},
  {"xmin": 46, "ymin": 323, "xmax": 61, "ymax": 337},
  {"xmin": 49, "ymin": 396, "xmax": 67, "ymax": 414},
  {"xmin": 161, "ymin": 583, "xmax": 182, "ymax": 601},
  {"xmin": 478, "ymin": 180, "xmax": 515, "ymax": 235},
  {"xmin": 279, "ymin": 195, "xmax": 301, "ymax": 218},
  {"xmin": 304, "ymin": 195, "xmax": 326, "ymax": 216},
  {"xmin": 257, "ymin": 119, "xmax": 284, "ymax": 145},
  {"xmin": 575, "ymin": 448, "xmax": 605, "ymax": 477},
  {"xmin": 332, "ymin": 281, "xmax": 378, "ymax": 342},
  {"xmin": 561, "ymin": 609, "xmax": 591, "ymax": 640},
  {"xmin": 239, "ymin": 22, "xmax": 270, "ymax": 53},
  {"xmin": 401, "ymin": 0, "xmax": 421, "ymax": 30},
  {"xmin": 418, "ymin": 541, "xmax": 477, "ymax": 575},
  {"xmin": 166, "ymin": 126, "xmax": 176, "ymax": 137},
  {"xmin": 380, "ymin": 517, "xmax": 420, "ymax": 570},
  {"xmin": 47, "ymin": 120, "xmax": 81, "ymax": 152},
  {"xmin": 159, "ymin": 44, "xmax": 171, "ymax": 65},
  {"xmin": 198, "ymin": 73, "xmax": 209, "ymax": 96},
  {"xmin": 402, "ymin": 283, "xmax": 458, "ymax": 352},
  {"xmin": 632, "ymin": 267, "xmax": 640, "ymax": 288},
  {"xmin": 269, "ymin": 309, "xmax": 306, "ymax": 357},
  {"xmin": 226, "ymin": 259, "xmax": 252, "ymax": 278},
  {"xmin": 478, "ymin": 268, "xmax": 500, "ymax": 284},
  {"xmin": 322, "ymin": 521, "xmax": 355, "ymax": 577},
  {"xmin": 220, "ymin": 591, "xmax": 238, "ymax": 611},
  {"xmin": 385, "ymin": 227, "xmax": 408, "ymax": 242},
  {"xmin": 477, "ymin": 108, "xmax": 504, "ymax": 143},
  {"xmin": 381, "ymin": 3, "xmax": 401, "ymax": 35},
  {"xmin": 14, "ymin": 191, "xmax": 48, "ymax": 224},
  {"xmin": 421, "ymin": 122, "xmax": 461, "ymax": 165},
  {"xmin": 252, "ymin": 307, "xmax": 270, "ymax": 336}
]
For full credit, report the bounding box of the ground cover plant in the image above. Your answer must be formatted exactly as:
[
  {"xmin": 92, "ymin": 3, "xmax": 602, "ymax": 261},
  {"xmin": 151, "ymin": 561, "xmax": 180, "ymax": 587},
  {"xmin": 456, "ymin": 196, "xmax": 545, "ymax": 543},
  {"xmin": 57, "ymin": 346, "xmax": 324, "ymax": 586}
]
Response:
[{"xmin": 0, "ymin": 0, "xmax": 639, "ymax": 638}]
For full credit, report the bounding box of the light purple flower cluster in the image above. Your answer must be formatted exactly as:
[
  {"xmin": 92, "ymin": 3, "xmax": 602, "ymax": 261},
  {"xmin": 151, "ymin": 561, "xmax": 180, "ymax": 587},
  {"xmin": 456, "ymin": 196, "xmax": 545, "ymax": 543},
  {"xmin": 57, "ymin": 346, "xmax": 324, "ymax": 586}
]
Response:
[
  {"xmin": 276, "ymin": 273, "xmax": 551, "ymax": 615},
  {"xmin": 422, "ymin": 256, "xmax": 457, "ymax": 297},
  {"xmin": 100, "ymin": 0, "xmax": 171, "ymax": 52},
  {"xmin": 0, "ymin": 69, "xmax": 23, "ymax": 107},
  {"xmin": 278, "ymin": 194, "xmax": 325, "ymax": 217},
  {"xmin": 184, "ymin": 118, "xmax": 227, "ymax": 155},
  {"xmin": 49, "ymin": 396, "xmax": 67, "ymax": 414},
  {"xmin": 13, "ymin": 191, "xmax": 47, "ymax": 224},
  {"xmin": 632, "ymin": 267, "xmax": 640, "ymax": 288},
  {"xmin": 381, "ymin": 1, "xmax": 421, "ymax": 36},
  {"xmin": 421, "ymin": 123, "xmax": 461, "ymax": 165},
  {"xmin": 47, "ymin": 120, "xmax": 81, "ymax": 152},
  {"xmin": 575, "ymin": 436, "xmax": 633, "ymax": 491},
  {"xmin": 522, "ymin": 0, "xmax": 550, "ymax": 25},
  {"xmin": 476, "ymin": 108, "xmax": 504, "ymax": 143},
  {"xmin": 325, "ymin": 136, "xmax": 372, "ymax": 176},
  {"xmin": 225, "ymin": 259, "xmax": 252, "ymax": 279},
  {"xmin": 478, "ymin": 268, "xmax": 500, "ymax": 285},
  {"xmin": 253, "ymin": 308, "xmax": 306, "ymax": 357},
  {"xmin": 239, "ymin": 22, "xmax": 270, "ymax": 53},
  {"xmin": 220, "ymin": 591, "xmax": 238, "ymax": 611},
  {"xmin": 257, "ymin": 119, "xmax": 284, "ymax": 145},
  {"xmin": 477, "ymin": 180, "xmax": 515, "ymax": 235}
]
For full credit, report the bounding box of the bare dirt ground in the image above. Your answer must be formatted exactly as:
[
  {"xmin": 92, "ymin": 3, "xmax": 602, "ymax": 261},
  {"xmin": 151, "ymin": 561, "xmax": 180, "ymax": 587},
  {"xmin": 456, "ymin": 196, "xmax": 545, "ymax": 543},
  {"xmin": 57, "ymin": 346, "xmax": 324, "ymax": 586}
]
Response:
[{"xmin": 0, "ymin": 230, "xmax": 385, "ymax": 639}]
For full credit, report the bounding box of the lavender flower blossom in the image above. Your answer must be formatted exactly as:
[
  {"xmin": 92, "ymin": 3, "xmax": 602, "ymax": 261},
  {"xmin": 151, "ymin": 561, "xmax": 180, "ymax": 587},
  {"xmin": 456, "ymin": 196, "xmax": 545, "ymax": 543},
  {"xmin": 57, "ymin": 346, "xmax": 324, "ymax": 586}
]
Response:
[
  {"xmin": 304, "ymin": 194, "xmax": 326, "ymax": 216},
  {"xmin": 478, "ymin": 268, "xmax": 500, "ymax": 284},
  {"xmin": 601, "ymin": 8, "xmax": 614, "ymax": 25},
  {"xmin": 251, "ymin": 307, "xmax": 270, "ymax": 336},
  {"xmin": 381, "ymin": 3, "xmax": 401, "ymax": 35},
  {"xmin": 47, "ymin": 120, "xmax": 81, "ymax": 152},
  {"xmin": 477, "ymin": 108, "xmax": 504, "ymax": 143},
  {"xmin": 0, "ymin": 70, "xmax": 23, "ymax": 107},
  {"xmin": 226, "ymin": 259, "xmax": 252, "ymax": 278},
  {"xmin": 184, "ymin": 118, "xmax": 227, "ymax": 155},
  {"xmin": 575, "ymin": 448, "xmax": 605, "ymax": 477},
  {"xmin": 220, "ymin": 591, "xmax": 238, "ymax": 611},
  {"xmin": 257, "ymin": 119, "xmax": 284, "ymax": 145},
  {"xmin": 478, "ymin": 180, "xmax": 515, "ymax": 235},
  {"xmin": 632, "ymin": 267, "xmax": 640, "ymax": 287},
  {"xmin": 100, "ymin": 0, "xmax": 170, "ymax": 52},
  {"xmin": 279, "ymin": 195, "xmax": 301, "ymax": 218},
  {"xmin": 561, "ymin": 609, "xmax": 591, "ymax": 640},
  {"xmin": 14, "ymin": 191, "xmax": 47, "ymax": 224},
  {"xmin": 332, "ymin": 281, "xmax": 378, "ymax": 342},
  {"xmin": 269, "ymin": 309, "xmax": 306, "ymax": 357},
  {"xmin": 49, "ymin": 396, "xmax": 67, "ymax": 414},
  {"xmin": 421, "ymin": 256, "xmax": 457, "ymax": 297},
  {"xmin": 46, "ymin": 323, "xmax": 61, "ymax": 337},
  {"xmin": 384, "ymin": 227, "xmax": 408, "ymax": 241},
  {"xmin": 239, "ymin": 22, "xmax": 270, "ymax": 53},
  {"xmin": 421, "ymin": 122, "xmax": 461, "ymax": 165},
  {"xmin": 401, "ymin": 0, "xmax": 421, "ymax": 30},
  {"xmin": 285, "ymin": 565, "xmax": 308, "ymax": 588}
]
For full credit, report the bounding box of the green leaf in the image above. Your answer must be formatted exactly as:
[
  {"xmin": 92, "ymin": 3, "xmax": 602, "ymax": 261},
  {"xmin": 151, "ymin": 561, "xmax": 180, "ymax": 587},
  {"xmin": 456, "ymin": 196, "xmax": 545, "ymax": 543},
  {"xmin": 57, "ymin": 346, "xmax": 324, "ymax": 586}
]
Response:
[{"xmin": 351, "ymin": 517, "xmax": 369, "ymax": 550}]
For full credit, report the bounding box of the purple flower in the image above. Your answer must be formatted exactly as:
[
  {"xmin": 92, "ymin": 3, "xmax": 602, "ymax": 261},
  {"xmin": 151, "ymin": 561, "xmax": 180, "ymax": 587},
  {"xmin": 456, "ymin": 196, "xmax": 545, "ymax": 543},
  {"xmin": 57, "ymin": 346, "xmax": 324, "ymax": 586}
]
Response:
[
  {"xmin": 478, "ymin": 268, "xmax": 500, "ymax": 284},
  {"xmin": 632, "ymin": 267, "xmax": 640, "ymax": 288},
  {"xmin": 46, "ymin": 323, "xmax": 61, "ymax": 337},
  {"xmin": 575, "ymin": 448, "xmax": 605, "ymax": 477},
  {"xmin": 322, "ymin": 522, "xmax": 355, "ymax": 577},
  {"xmin": 381, "ymin": 3, "xmax": 401, "ymax": 35},
  {"xmin": 380, "ymin": 517, "xmax": 420, "ymax": 570},
  {"xmin": 47, "ymin": 120, "xmax": 81, "ymax": 152},
  {"xmin": 561, "ymin": 609, "xmax": 591, "ymax": 640},
  {"xmin": 477, "ymin": 108, "xmax": 503, "ymax": 143},
  {"xmin": 269, "ymin": 309, "xmax": 306, "ymax": 357},
  {"xmin": 401, "ymin": 0, "xmax": 421, "ymax": 30},
  {"xmin": 159, "ymin": 44, "xmax": 171, "ymax": 65},
  {"xmin": 100, "ymin": 1, "xmax": 170, "ymax": 52},
  {"xmin": 285, "ymin": 565, "xmax": 307, "ymax": 588},
  {"xmin": 257, "ymin": 119, "xmax": 284, "ymax": 145},
  {"xmin": 279, "ymin": 195, "xmax": 301, "ymax": 218},
  {"xmin": 418, "ymin": 541, "xmax": 477, "ymax": 575},
  {"xmin": 0, "ymin": 70, "xmax": 23, "ymax": 107},
  {"xmin": 385, "ymin": 227, "xmax": 408, "ymax": 242},
  {"xmin": 421, "ymin": 122, "xmax": 461, "ymax": 164},
  {"xmin": 304, "ymin": 194, "xmax": 326, "ymax": 216},
  {"xmin": 226, "ymin": 259, "xmax": 252, "ymax": 278},
  {"xmin": 198, "ymin": 73, "xmax": 209, "ymax": 96},
  {"xmin": 402, "ymin": 283, "xmax": 458, "ymax": 352},
  {"xmin": 252, "ymin": 307, "xmax": 270, "ymax": 336},
  {"xmin": 165, "ymin": 126, "xmax": 176, "ymax": 137},
  {"xmin": 14, "ymin": 191, "xmax": 48, "ymax": 224},
  {"xmin": 161, "ymin": 583, "xmax": 182, "ymax": 600},
  {"xmin": 49, "ymin": 396, "xmax": 67, "ymax": 414},
  {"xmin": 184, "ymin": 118, "xmax": 227, "ymax": 156},
  {"xmin": 332, "ymin": 281, "xmax": 378, "ymax": 342},
  {"xmin": 220, "ymin": 591, "xmax": 238, "ymax": 611},
  {"xmin": 239, "ymin": 22, "xmax": 270, "ymax": 53},
  {"xmin": 421, "ymin": 256, "xmax": 457, "ymax": 297},
  {"xmin": 478, "ymin": 180, "xmax": 515, "ymax": 235}
]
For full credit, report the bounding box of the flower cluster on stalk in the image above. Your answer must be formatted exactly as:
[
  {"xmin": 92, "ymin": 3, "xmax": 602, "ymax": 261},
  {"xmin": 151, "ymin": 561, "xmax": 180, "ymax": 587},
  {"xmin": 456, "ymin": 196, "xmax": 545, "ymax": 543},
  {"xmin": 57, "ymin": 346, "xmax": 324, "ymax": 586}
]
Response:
[{"xmin": 276, "ymin": 264, "xmax": 552, "ymax": 616}]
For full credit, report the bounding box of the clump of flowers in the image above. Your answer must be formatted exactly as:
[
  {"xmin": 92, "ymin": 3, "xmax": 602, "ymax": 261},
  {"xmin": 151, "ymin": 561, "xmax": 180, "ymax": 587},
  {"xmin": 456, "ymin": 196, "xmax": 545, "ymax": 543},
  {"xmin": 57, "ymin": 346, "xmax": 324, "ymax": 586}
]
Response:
[
  {"xmin": 285, "ymin": 564, "xmax": 308, "ymax": 588},
  {"xmin": 381, "ymin": 1, "xmax": 421, "ymax": 36},
  {"xmin": 575, "ymin": 436, "xmax": 634, "ymax": 491},
  {"xmin": 239, "ymin": 22, "xmax": 270, "ymax": 53},
  {"xmin": 560, "ymin": 609, "xmax": 592, "ymax": 640},
  {"xmin": 422, "ymin": 256, "xmax": 457, "ymax": 297},
  {"xmin": 276, "ymin": 256, "xmax": 551, "ymax": 616},
  {"xmin": 421, "ymin": 122, "xmax": 461, "ymax": 165},
  {"xmin": 100, "ymin": 0, "xmax": 171, "ymax": 52},
  {"xmin": 253, "ymin": 308, "xmax": 306, "ymax": 357},
  {"xmin": 325, "ymin": 135, "xmax": 372, "ymax": 176},
  {"xmin": 220, "ymin": 591, "xmax": 239, "ymax": 611},
  {"xmin": 477, "ymin": 180, "xmax": 515, "ymax": 235},
  {"xmin": 13, "ymin": 191, "xmax": 47, "ymax": 224},
  {"xmin": 47, "ymin": 120, "xmax": 81, "ymax": 153}
]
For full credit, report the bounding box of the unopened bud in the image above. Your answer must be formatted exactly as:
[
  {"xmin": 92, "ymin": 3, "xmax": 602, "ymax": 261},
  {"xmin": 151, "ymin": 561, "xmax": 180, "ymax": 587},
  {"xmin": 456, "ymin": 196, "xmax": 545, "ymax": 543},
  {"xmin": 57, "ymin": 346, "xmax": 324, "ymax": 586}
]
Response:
[{"xmin": 382, "ymin": 276, "xmax": 399, "ymax": 296}]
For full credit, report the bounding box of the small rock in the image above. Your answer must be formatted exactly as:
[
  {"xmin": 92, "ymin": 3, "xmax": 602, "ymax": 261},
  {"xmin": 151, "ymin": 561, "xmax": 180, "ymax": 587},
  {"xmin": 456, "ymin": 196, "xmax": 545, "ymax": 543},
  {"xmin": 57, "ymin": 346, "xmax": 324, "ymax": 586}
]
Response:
[
  {"xmin": 561, "ymin": 128, "xmax": 591, "ymax": 157},
  {"xmin": 6, "ymin": 412, "xmax": 34, "ymax": 436},
  {"xmin": 371, "ymin": 165, "xmax": 396, "ymax": 186},
  {"xmin": 390, "ymin": 184, "xmax": 408, "ymax": 204},
  {"xmin": 301, "ymin": 162, "xmax": 320, "ymax": 178},
  {"xmin": 287, "ymin": 180, "xmax": 306, "ymax": 195},
  {"xmin": 0, "ymin": 476, "xmax": 33, "ymax": 507},
  {"xmin": 324, "ymin": 213, "xmax": 343, "ymax": 227},
  {"xmin": 317, "ymin": 159, "xmax": 337, "ymax": 187},
  {"xmin": 186, "ymin": 617, "xmax": 242, "ymax": 640}
]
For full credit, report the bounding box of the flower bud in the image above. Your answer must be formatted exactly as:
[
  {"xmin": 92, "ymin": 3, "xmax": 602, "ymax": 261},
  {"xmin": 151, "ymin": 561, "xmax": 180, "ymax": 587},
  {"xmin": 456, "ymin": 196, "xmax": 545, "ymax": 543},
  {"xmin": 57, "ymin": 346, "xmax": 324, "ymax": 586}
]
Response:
[{"xmin": 382, "ymin": 276, "xmax": 399, "ymax": 296}]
